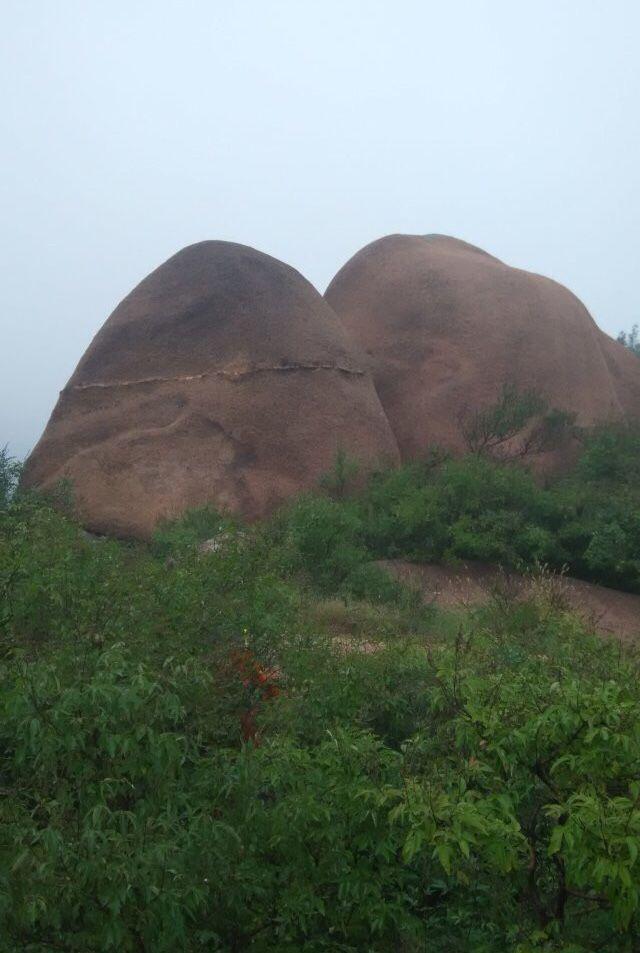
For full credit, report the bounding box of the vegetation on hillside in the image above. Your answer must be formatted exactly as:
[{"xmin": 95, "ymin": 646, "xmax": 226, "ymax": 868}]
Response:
[
  {"xmin": 1, "ymin": 422, "xmax": 640, "ymax": 951},
  {"xmin": 618, "ymin": 325, "xmax": 640, "ymax": 357},
  {"xmin": 275, "ymin": 419, "xmax": 640, "ymax": 596}
]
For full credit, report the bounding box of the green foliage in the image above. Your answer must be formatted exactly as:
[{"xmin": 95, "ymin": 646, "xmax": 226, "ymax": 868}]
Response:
[
  {"xmin": 1, "ymin": 644, "xmax": 223, "ymax": 950},
  {"xmin": 2, "ymin": 547, "xmax": 640, "ymax": 948},
  {"xmin": 151, "ymin": 504, "xmax": 227, "ymax": 557},
  {"xmin": 276, "ymin": 423, "xmax": 640, "ymax": 593},
  {"xmin": 0, "ymin": 446, "xmax": 21, "ymax": 509},
  {"xmin": 275, "ymin": 493, "xmax": 369, "ymax": 594},
  {"xmin": 269, "ymin": 492, "xmax": 430, "ymax": 613},
  {"xmin": 318, "ymin": 447, "xmax": 361, "ymax": 499},
  {"xmin": 0, "ymin": 483, "xmax": 299, "ymax": 662},
  {"xmin": 577, "ymin": 423, "xmax": 640, "ymax": 485},
  {"xmin": 1, "ymin": 425, "xmax": 640, "ymax": 949},
  {"xmin": 459, "ymin": 384, "xmax": 575, "ymax": 460},
  {"xmin": 363, "ymin": 455, "xmax": 561, "ymax": 566},
  {"xmin": 617, "ymin": 325, "xmax": 640, "ymax": 357},
  {"xmin": 557, "ymin": 424, "xmax": 640, "ymax": 590}
]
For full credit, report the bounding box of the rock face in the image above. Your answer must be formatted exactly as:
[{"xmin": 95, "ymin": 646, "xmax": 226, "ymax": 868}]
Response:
[
  {"xmin": 325, "ymin": 234, "xmax": 640, "ymax": 462},
  {"xmin": 24, "ymin": 233, "xmax": 640, "ymax": 538},
  {"xmin": 23, "ymin": 242, "xmax": 399, "ymax": 537}
]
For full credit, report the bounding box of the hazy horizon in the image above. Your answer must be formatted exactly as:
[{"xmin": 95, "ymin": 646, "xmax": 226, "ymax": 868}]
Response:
[{"xmin": 2, "ymin": 0, "xmax": 639, "ymax": 458}]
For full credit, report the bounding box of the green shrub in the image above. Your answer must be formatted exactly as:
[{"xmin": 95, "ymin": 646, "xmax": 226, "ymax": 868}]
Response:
[
  {"xmin": 0, "ymin": 487, "xmax": 299, "ymax": 662},
  {"xmin": 0, "ymin": 446, "xmax": 21, "ymax": 508},
  {"xmin": 317, "ymin": 447, "xmax": 361, "ymax": 499},
  {"xmin": 273, "ymin": 494, "xmax": 370, "ymax": 594},
  {"xmin": 276, "ymin": 428, "xmax": 640, "ymax": 593},
  {"xmin": 2, "ymin": 589, "xmax": 640, "ymax": 950},
  {"xmin": 577, "ymin": 423, "xmax": 640, "ymax": 485},
  {"xmin": 151, "ymin": 505, "xmax": 228, "ymax": 557},
  {"xmin": 2, "ymin": 425, "xmax": 640, "ymax": 949}
]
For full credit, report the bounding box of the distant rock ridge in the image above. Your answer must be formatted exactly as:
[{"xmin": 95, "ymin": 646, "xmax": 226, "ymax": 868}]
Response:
[{"xmin": 23, "ymin": 234, "xmax": 640, "ymax": 537}]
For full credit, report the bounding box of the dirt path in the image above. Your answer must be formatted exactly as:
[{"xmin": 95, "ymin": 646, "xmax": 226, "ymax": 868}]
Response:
[{"xmin": 379, "ymin": 560, "xmax": 640, "ymax": 642}]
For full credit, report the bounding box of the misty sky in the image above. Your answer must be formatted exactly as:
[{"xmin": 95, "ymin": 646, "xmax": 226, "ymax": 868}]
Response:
[{"xmin": 2, "ymin": 0, "xmax": 639, "ymax": 458}]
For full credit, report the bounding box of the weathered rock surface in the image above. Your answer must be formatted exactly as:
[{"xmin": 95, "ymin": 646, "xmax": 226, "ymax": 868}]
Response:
[
  {"xmin": 23, "ymin": 241, "xmax": 399, "ymax": 537},
  {"xmin": 325, "ymin": 234, "xmax": 640, "ymax": 462}
]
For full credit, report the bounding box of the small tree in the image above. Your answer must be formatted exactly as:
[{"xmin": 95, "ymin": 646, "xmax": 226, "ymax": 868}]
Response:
[
  {"xmin": 319, "ymin": 448, "xmax": 360, "ymax": 499},
  {"xmin": 617, "ymin": 324, "xmax": 640, "ymax": 357},
  {"xmin": 0, "ymin": 447, "xmax": 21, "ymax": 509},
  {"xmin": 459, "ymin": 384, "xmax": 575, "ymax": 461}
]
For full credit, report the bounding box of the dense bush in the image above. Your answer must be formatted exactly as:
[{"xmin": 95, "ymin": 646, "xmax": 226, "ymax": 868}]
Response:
[
  {"xmin": 1, "ymin": 429, "xmax": 640, "ymax": 950},
  {"xmin": 0, "ymin": 483, "xmax": 299, "ymax": 669},
  {"xmin": 276, "ymin": 422, "xmax": 640, "ymax": 594},
  {"xmin": 1, "ymin": 553, "xmax": 640, "ymax": 948}
]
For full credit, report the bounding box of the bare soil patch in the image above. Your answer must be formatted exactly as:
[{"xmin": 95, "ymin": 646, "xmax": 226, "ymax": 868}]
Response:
[{"xmin": 379, "ymin": 560, "xmax": 640, "ymax": 642}]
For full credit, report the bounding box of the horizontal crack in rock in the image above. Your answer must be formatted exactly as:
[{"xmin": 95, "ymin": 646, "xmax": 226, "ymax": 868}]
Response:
[{"xmin": 64, "ymin": 363, "xmax": 364, "ymax": 393}]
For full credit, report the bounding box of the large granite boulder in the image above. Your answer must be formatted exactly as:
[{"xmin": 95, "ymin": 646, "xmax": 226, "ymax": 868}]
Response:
[
  {"xmin": 23, "ymin": 241, "xmax": 399, "ymax": 537},
  {"xmin": 325, "ymin": 234, "xmax": 640, "ymax": 462}
]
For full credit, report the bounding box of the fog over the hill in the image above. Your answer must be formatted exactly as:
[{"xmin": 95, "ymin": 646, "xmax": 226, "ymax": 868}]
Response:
[{"xmin": 1, "ymin": 0, "xmax": 639, "ymax": 458}]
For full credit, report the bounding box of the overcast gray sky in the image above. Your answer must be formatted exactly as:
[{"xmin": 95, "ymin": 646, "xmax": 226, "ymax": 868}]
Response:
[{"xmin": 2, "ymin": 0, "xmax": 639, "ymax": 458}]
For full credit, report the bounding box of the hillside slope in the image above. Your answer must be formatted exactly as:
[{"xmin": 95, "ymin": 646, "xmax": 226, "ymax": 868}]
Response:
[{"xmin": 381, "ymin": 559, "xmax": 640, "ymax": 641}]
